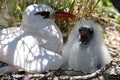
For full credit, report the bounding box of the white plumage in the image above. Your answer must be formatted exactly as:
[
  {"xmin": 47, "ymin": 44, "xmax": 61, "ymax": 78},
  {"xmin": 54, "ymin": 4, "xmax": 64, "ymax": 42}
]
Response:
[
  {"xmin": 0, "ymin": 4, "xmax": 63, "ymax": 73},
  {"xmin": 62, "ymin": 20, "xmax": 112, "ymax": 75}
]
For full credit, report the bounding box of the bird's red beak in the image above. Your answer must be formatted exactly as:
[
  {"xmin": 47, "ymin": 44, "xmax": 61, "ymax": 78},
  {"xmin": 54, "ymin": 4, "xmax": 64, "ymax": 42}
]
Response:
[{"xmin": 53, "ymin": 11, "xmax": 76, "ymax": 18}]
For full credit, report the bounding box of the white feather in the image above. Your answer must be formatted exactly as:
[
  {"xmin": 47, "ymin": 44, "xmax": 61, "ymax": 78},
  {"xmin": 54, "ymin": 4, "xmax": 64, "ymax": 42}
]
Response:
[{"xmin": 0, "ymin": 4, "xmax": 63, "ymax": 73}]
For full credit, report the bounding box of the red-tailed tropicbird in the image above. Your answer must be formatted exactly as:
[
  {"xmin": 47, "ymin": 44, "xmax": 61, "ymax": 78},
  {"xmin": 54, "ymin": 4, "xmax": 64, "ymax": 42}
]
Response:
[{"xmin": 0, "ymin": 4, "xmax": 75, "ymax": 73}]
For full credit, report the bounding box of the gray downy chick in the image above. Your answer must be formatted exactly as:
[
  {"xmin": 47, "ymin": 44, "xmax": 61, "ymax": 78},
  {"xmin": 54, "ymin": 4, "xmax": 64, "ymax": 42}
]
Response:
[{"xmin": 62, "ymin": 20, "xmax": 112, "ymax": 75}]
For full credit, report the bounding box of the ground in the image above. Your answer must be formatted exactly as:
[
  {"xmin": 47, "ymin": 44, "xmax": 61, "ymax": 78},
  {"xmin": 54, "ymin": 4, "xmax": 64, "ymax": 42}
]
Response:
[{"xmin": 104, "ymin": 26, "xmax": 120, "ymax": 75}]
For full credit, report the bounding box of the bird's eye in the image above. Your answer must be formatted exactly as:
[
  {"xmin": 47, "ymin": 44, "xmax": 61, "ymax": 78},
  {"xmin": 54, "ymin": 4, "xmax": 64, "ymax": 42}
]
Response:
[
  {"xmin": 79, "ymin": 28, "xmax": 81, "ymax": 32},
  {"xmin": 34, "ymin": 11, "xmax": 50, "ymax": 18},
  {"xmin": 89, "ymin": 28, "xmax": 94, "ymax": 34}
]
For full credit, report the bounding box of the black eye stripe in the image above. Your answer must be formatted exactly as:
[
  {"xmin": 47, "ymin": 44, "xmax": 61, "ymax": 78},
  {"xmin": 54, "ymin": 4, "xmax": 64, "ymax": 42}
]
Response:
[{"xmin": 34, "ymin": 11, "xmax": 50, "ymax": 18}]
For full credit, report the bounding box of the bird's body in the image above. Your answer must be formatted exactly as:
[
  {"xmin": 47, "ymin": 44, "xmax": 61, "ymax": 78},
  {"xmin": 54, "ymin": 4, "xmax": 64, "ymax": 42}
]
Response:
[
  {"xmin": 0, "ymin": 27, "xmax": 63, "ymax": 73},
  {"xmin": 0, "ymin": 4, "xmax": 64, "ymax": 73},
  {"xmin": 62, "ymin": 20, "xmax": 112, "ymax": 75}
]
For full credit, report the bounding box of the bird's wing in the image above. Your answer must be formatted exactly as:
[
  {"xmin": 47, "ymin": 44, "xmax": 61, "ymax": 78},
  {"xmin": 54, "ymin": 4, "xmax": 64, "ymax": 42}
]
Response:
[{"xmin": 0, "ymin": 32, "xmax": 63, "ymax": 73}]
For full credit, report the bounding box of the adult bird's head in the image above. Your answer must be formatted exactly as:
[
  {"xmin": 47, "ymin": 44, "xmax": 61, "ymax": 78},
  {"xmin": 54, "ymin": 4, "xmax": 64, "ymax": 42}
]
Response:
[
  {"xmin": 21, "ymin": 4, "xmax": 75, "ymax": 33},
  {"xmin": 20, "ymin": 4, "xmax": 75, "ymax": 53}
]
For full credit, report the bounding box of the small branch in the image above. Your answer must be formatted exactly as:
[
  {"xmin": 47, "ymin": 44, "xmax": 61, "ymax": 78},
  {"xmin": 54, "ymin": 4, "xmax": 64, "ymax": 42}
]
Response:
[{"xmin": 61, "ymin": 61, "xmax": 113, "ymax": 80}]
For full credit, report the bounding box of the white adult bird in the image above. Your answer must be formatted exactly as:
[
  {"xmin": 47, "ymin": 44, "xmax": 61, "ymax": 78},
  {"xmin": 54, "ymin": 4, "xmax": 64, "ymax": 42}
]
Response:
[
  {"xmin": 0, "ymin": 4, "xmax": 75, "ymax": 73},
  {"xmin": 62, "ymin": 20, "xmax": 112, "ymax": 75}
]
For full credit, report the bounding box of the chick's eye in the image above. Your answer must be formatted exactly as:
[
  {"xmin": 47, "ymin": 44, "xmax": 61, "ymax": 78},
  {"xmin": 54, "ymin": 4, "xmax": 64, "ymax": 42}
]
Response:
[
  {"xmin": 89, "ymin": 28, "xmax": 93, "ymax": 34},
  {"xmin": 34, "ymin": 11, "xmax": 50, "ymax": 18},
  {"xmin": 79, "ymin": 28, "xmax": 81, "ymax": 32}
]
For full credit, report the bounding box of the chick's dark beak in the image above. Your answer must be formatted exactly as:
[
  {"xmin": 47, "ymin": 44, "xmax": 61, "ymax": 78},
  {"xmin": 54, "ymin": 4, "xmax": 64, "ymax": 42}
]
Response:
[{"xmin": 52, "ymin": 11, "xmax": 76, "ymax": 18}]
